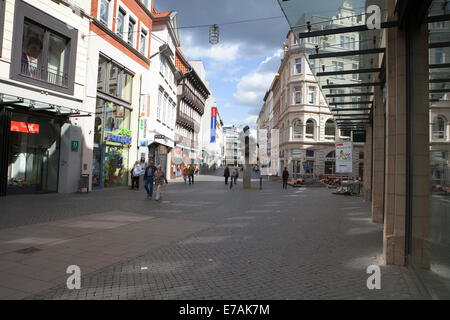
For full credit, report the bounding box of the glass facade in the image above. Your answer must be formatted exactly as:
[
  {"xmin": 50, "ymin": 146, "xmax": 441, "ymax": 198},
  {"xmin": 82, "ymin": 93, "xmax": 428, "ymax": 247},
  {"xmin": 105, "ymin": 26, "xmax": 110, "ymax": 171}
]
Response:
[
  {"xmin": 7, "ymin": 112, "xmax": 61, "ymax": 194},
  {"xmin": 93, "ymin": 97, "xmax": 132, "ymax": 189}
]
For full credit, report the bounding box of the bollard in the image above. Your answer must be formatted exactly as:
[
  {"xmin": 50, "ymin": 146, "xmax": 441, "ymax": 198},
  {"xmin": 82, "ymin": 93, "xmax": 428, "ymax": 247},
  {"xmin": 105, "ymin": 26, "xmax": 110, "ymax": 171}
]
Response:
[
  {"xmin": 260, "ymin": 177, "xmax": 262, "ymax": 190},
  {"xmin": 230, "ymin": 178, "xmax": 233, "ymax": 189}
]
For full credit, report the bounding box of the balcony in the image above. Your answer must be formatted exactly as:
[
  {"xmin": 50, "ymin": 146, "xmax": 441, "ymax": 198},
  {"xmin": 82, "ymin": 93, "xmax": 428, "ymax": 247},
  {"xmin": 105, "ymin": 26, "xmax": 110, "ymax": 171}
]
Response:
[{"xmin": 20, "ymin": 61, "xmax": 68, "ymax": 87}]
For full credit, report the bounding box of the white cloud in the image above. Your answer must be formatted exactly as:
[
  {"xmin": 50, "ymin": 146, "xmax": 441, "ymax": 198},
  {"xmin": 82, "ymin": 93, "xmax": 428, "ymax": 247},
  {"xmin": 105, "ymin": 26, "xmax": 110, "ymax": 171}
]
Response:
[
  {"xmin": 182, "ymin": 33, "xmax": 241, "ymax": 62},
  {"xmin": 233, "ymin": 49, "xmax": 282, "ymax": 109}
]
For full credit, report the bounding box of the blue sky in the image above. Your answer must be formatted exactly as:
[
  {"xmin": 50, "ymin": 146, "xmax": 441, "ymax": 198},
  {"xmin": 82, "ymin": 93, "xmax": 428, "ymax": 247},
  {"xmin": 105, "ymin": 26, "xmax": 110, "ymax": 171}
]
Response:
[{"xmin": 155, "ymin": 0, "xmax": 363, "ymax": 133}]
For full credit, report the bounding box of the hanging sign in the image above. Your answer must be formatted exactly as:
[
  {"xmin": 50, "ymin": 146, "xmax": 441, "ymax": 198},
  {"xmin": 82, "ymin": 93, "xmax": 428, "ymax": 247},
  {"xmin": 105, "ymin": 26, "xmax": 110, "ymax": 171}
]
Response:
[{"xmin": 210, "ymin": 107, "xmax": 217, "ymax": 143}]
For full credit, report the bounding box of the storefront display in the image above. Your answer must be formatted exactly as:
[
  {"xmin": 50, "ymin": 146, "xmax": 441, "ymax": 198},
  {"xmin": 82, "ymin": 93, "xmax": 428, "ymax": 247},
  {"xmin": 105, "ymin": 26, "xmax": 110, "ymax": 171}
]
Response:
[
  {"xmin": 6, "ymin": 111, "xmax": 61, "ymax": 194},
  {"xmin": 92, "ymin": 98, "xmax": 131, "ymax": 189}
]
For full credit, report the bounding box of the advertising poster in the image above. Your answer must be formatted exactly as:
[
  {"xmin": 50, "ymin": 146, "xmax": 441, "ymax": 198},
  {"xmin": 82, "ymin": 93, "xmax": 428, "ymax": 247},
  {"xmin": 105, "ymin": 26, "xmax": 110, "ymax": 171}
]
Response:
[
  {"xmin": 210, "ymin": 107, "xmax": 217, "ymax": 143},
  {"xmin": 335, "ymin": 142, "xmax": 353, "ymax": 173}
]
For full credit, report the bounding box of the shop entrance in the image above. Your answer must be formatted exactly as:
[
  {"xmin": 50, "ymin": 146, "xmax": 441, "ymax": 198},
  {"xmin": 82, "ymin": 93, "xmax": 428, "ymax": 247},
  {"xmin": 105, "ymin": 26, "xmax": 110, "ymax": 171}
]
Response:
[{"xmin": 6, "ymin": 111, "xmax": 61, "ymax": 194}]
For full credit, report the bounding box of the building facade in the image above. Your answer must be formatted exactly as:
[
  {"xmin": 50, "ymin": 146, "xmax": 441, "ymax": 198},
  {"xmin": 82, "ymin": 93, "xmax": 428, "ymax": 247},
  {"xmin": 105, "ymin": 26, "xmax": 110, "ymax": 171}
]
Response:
[
  {"xmin": 88, "ymin": 0, "xmax": 153, "ymax": 190},
  {"xmin": 138, "ymin": 9, "xmax": 181, "ymax": 180},
  {"xmin": 0, "ymin": 0, "xmax": 92, "ymax": 196},
  {"xmin": 174, "ymin": 50, "xmax": 209, "ymax": 167},
  {"xmin": 279, "ymin": 0, "xmax": 450, "ymax": 299}
]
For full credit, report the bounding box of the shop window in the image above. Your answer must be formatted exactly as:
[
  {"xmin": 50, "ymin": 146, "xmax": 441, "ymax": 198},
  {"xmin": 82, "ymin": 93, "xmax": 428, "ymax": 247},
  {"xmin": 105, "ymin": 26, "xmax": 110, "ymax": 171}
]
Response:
[
  {"xmin": 325, "ymin": 119, "xmax": 336, "ymax": 139},
  {"xmin": 341, "ymin": 129, "xmax": 351, "ymax": 138},
  {"xmin": 305, "ymin": 119, "xmax": 315, "ymax": 138},
  {"xmin": 7, "ymin": 113, "xmax": 61, "ymax": 194},
  {"xmin": 11, "ymin": 1, "xmax": 77, "ymax": 94}
]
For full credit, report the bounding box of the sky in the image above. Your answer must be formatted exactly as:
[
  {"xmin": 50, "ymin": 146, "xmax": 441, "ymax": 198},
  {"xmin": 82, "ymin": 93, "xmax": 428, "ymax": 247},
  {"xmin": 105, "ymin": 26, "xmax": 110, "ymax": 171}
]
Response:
[{"xmin": 154, "ymin": 0, "xmax": 362, "ymax": 134}]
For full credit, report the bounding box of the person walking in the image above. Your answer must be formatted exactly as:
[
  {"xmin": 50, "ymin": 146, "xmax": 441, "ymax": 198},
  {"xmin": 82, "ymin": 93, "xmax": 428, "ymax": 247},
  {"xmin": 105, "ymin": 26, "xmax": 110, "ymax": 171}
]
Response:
[
  {"xmin": 233, "ymin": 167, "xmax": 239, "ymax": 185},
  {"xmin": 144, "ymin": 161, "xmax": 157, "ymax": 199},
  {"xmin": 224, "ymin": 165, "xmax": 230, "ymax": 185},
  {"xmin": 153, "ymin": 165, "xmax": 168, "ymax": 201},
  {"xmin": 188, "ymin": 164, "xmax": 195, "ymax": 184},
  {"xmin": 182, "ymin": 164, "xmax": 189, "ymax": 184},
  {"xmin": 131, "ymin": 161, "xmax": 143, "ymax": 190},
  {"xmin": 282, "ymin": 167, "xmax": 289, "ymax": 189},
  {"xmin": 195, "ymin": 165, "xmax": 199, "ymax": 176}
]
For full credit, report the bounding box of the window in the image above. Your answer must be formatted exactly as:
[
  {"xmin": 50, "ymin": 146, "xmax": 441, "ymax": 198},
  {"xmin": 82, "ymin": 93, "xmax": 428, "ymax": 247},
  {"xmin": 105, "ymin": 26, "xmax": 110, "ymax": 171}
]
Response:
[
  {"xmin": 325, "ymin": 151, "xmax": 335, "ymax": 174},
  {"xmin": 293, "ymin": 119, "xmax": 302, "ymax": 139},
  {"xmin": 295, "ymin": 58, "xmax": 302, "ymax": 74},
  {"xmin": 433, "ymin": 116, "xmax": 447, "ymax": 139},
  {"xmin": 308, "ymin": 87, "xmax": 315, "ymax": 104},
  {"xmin": 162, "ymin": 95, "xmax": 167, "ymax": 124},
  {"xmin": 306, "ymin": 149, "xmax": 314, "ymax": 158},
  {"xmin": 97, "ymin": 56, "xmax": 133, "ymax": 102},
  {"xmin": 325, "ymin": 119, "xmax": 335, "ymax": 139},
  {"xmin": 350, "ymin": 37, "xmax": 355, "ymax": 50},
  {"xmin": 340, "ymin": 35, "xmax": 345, "ymax": 48},
  {"xmin": 11, "ymin": 1, "xmax": 78, "ymax": 95},
  {"xmin": 341, "ymin": 129, "xmax": 351, "ymax": 137},
  {"xmin": 128, "ymin": 18, "xmax": 136, "ymax": 46},
  {"xmin": 294, "ymin": 87, "xmax": 301, "ymax": 104},
  {"xmin": 99, "ymin": 0, "xmax": 110, "ymax": 25},
  {"xmin": 352, "ymin": 64, "xmax": 358, "ymax": 80},
  {"xmin": 139, "ymin": 28, "xmax": 147, "ymax": 55},
  {"xmin": 116, "ymin": 8, "xmax": 125, "ymax": 38},
  {"xmin": 157, "ymin": 90, "xmax": 162, "ymax": 121},
  {"xmin": 306, "ymin": 119, "xmax": 314, "ymax": 138}
]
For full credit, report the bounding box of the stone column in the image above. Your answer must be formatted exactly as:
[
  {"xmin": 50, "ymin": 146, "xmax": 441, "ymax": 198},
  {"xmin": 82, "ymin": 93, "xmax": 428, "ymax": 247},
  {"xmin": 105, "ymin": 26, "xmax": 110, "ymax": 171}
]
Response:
[
  {"xmin": 372, "ymin": 80, "xmax": 385, "ymax": 223},
  {"xmin": 383, "ymin": 24, "xmax": 407, "ymax": 266},
  {"xmin": 409, "ymin": 23, "xmax": 431, "ymax": 269}
]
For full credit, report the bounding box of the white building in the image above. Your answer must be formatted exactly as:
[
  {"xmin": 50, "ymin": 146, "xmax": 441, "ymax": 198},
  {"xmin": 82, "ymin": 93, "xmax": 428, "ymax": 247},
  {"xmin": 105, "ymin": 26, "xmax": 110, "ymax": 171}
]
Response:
[
  {"xmin": 138, "ymin": 10, "xmax": 181, "ymax": 180},
  {"xmin": 0, "ymin": 0, "xmax": 92, "ymax": 196}
]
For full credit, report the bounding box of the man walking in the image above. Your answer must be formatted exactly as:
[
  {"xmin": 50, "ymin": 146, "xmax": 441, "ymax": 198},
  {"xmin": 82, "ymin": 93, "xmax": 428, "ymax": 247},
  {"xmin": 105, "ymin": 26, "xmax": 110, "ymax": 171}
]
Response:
[
  {"xmin": 188, "ymin": 164, "xmax": 195, "ymax": 185},
  {"xmin": 282, "ymin": 167, "xmax": 289, "ymax": 189},
  {"xmin": 224, "ymin": 165, "xmax": 230, "ymax": 185},
  {"xmin": 144, "ymin": 161, "xmax": 157, "ymax": 199},
  {"xmin": 182, "ymin": 164, "xmax": 189, "ymax": 184},
  {"xmin": 154, "ymin": 165, "xmax": 168, "ymax": 201},
  {"xmin": 131, "ymin": 161, "xmax": 142, "ymax": 190},
  {"xmin": 233, "ymin": 167, "xmax": 239, "ymax": 185}
]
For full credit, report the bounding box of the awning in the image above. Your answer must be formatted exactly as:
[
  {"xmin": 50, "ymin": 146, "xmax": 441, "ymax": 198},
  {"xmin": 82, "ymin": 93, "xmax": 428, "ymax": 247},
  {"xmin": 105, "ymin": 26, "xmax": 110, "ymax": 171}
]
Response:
[
  {"xmin": 0, "ymin": 93, "xmax": 91, "ymax": 118},
  {"xmin": 277, "ymin": 0, "xmax": 393, "ymax": 128}
]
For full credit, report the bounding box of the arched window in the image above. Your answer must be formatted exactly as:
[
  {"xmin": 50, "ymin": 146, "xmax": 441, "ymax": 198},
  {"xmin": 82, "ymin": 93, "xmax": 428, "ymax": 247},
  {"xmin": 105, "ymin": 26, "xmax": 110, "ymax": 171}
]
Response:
[
  {"xmin": 433, "ymin": 116, "xmax": 446, "ymax": 140},
  {"xmin": 325, "ymin": 119, "xmax": 336, "ymax": 139},
  {"xmin": 305, "ymin": 119, "xmax": 315, "ymax": 139},
  {"xmin": 325, "ymin": 151, "xmax": 336, "ymax": 175},
  {"xmin": 292, "ymin": 119, "xmax": 303, "ymax": 139}
]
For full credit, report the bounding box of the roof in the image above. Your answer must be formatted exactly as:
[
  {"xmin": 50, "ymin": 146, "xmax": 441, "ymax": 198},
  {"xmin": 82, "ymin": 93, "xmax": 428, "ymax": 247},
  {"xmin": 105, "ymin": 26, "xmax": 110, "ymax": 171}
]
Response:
[{"xmin": 175, "ymin": 47, "xmax": 189, "ymax": 73}]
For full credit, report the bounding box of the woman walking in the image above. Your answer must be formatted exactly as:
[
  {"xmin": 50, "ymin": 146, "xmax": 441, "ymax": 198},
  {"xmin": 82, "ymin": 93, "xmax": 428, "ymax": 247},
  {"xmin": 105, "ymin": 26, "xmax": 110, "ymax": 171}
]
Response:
[{"xmin": 154, "ymin": 165, "xmax": 168, "ymax": 201}]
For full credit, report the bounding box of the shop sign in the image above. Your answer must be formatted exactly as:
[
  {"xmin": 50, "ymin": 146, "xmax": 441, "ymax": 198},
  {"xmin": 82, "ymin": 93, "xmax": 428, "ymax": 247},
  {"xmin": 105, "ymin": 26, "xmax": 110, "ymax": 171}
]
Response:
[
  {"xmin": 325, "ymin": 157, "xmax": 335, "ymax": 162},
  {"xmin": 139, "ymin": 139, "xmax": 147, "ymax": 147},
  {"xmin": 302, "ymin": 161, "xmax": 310, "ymax": 172},
  {"xmin": 10, "ymin": 121, "xmax": 39, "ymax": 134},
  {"xmin": 155, "ymin": 134, "xmax": 165, "ymax": 139},
  {"xmin": 335, "ymin": 142, "xmax": 352, "ymax": 173},
  {"xmin": 71, "ymin": 140, "xmax": 79, "ymax": 151}
]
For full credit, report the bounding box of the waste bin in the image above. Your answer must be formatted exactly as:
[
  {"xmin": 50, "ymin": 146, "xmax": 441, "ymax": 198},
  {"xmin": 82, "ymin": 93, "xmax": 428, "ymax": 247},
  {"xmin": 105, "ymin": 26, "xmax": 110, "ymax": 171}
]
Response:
[
  {"xmin": 353, "ymin": 180, "xmax": 360, "ymax": 195},
  {"xmin": 78, "ymin": 174, "xmax": 90, "ymax": 193}
]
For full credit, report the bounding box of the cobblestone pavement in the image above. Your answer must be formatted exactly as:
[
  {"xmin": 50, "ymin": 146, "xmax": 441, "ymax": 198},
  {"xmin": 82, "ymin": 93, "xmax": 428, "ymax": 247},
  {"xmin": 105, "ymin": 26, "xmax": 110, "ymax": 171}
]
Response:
[{"xmin": 2, "ymin": 176, "xmax": 424, "ymax": 299}]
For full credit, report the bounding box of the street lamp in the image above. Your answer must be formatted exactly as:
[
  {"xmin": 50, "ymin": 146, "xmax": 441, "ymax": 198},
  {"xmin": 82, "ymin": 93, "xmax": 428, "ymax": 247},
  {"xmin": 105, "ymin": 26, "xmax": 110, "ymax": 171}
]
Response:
[{"xmin": 243, "ymin": 125, "xmax": 250, "ymax": 189}]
